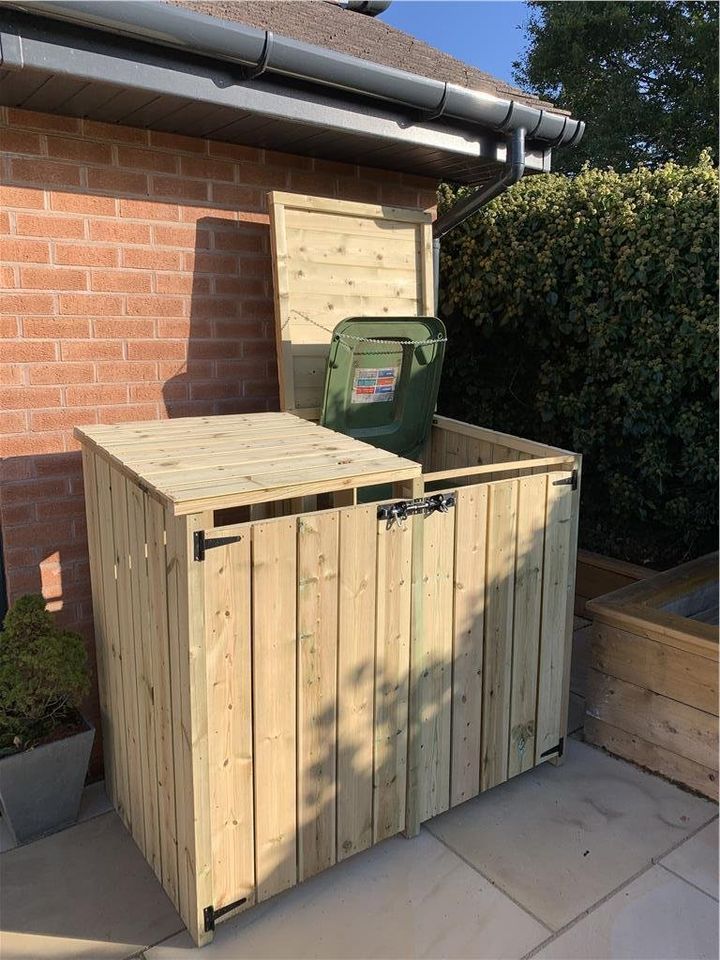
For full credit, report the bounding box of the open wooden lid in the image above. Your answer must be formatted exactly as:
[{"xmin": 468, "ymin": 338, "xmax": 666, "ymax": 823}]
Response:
[{"xmin": 268, "ymin": 192, "xmax": 434, "ymax": 420}]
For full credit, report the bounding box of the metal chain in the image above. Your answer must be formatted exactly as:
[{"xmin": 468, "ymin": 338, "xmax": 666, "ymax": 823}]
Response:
[{"xmin": 284, "ymin": 309, "xmax": 447, "ymax": 347}]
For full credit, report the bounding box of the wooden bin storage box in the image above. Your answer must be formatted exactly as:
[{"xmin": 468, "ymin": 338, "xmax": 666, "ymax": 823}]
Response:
[{"xmin": 76, "ymin": 411, "xmax": 580, "ymax": 946}]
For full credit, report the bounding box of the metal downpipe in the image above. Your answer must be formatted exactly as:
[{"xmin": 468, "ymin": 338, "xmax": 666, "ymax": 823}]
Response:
[{"xmin": 433, "ymin": 126, "xmax": 526, "ymax": 310}]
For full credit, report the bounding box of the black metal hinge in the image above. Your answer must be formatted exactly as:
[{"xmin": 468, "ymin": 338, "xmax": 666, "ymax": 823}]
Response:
[
  {"xmin": 552, "ymin": 469, "xmax": 578, "ymax": 491},
  {"xmin": 193, "ymin": 530, "xmax": 243, "ymax": 562},
  {"xmin": 540, "ymin": 736, "xmax": 565, "ymax": 760},
  {"xmin": 377, "ymin": 492, "xmax": 456, "ymax": 529},
  {"xmin": 203, "ymin": 897, "xmax": 248, "ymax": 933}
]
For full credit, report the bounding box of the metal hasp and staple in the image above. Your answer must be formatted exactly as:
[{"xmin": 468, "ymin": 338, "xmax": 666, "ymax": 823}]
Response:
[
  {"xmin": 377, "ymin": 492, "xmax": 456, "ymax": 529},
  {"xmin": 203, "ymin": 898, "xmax": 248, "ymax": 933},
  {"xmin": 553, "ymin": 469, "xmax": 578, "ymax": 491},
  {"xmin": 193, "ymin": 530, "xmax": 243, "ymax": 562}
]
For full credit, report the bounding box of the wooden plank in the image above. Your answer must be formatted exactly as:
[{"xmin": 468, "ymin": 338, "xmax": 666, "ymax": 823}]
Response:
[
  {"xmin": 204, "ymin": 526, "xmax": 255, "ymax": 912},
  {"xmin": 270, "ymin": 191, "xmax": 433, "ymax": 223},
  {"xmin": 337, "ymin": 506, "xmax": 377, "ymax": 859},
  {"xmin": 554, "ymin": 460, "xmax": 582, "ymax": 763},
  {"xmin": 126, "ymin": 480, "xmax": 161, "ymax": 878},
  {"xmin": 450, "ymin": 483, "xmax": 487, "ymax": 806},
  {"xmin": 417, "ymin": 506, "xmax": 455, "ymax": 822},
  {"xmin": 373, "ymin": 520, "xmax": 412, "ymax": 842},
  {"xmin": 508, "ymin": 474, "xmax": 547, "ymax": 778},
  {"xmin": 432, "ymin": 415, "xmax": 576, "ymax": 459},
  {"xmin": 481, "ymin": 479, "xmax": 518, "ymax": 791},
  {"xmin": 80, "ymin": 448, "xmax": 116, "ymax": 807},
  {"xmin": 419, "ymin": 221, "xmax": 434, "ymax": 315},
  {"xmin": 591, "ymin": 623, "xmax": 718, "ymax": 715},
  {"xmin": 165, "ymin": 510, "xmax": 213, "ymax": 946},
  {"xmin": 535, "ymin": 473, "xmax": 574, "ymax": 763},
  {"xmin": 297, "ymin": 513, "xmax": 339, "ymax": 880},
  {"xmin": 586, "ymin": 670, "xmax": 718, "ymax": 770},
  {"xmin": 404, "ymin": 476, "xmax": 426, "ymax": 838},
  {"xmin": 252, "ymin": 518, "xmax": 298, "ymax": 901},
  {"xmin": 424, "ymin": 455, "xmax": 574, "ymax": 484},
  {"xmin": 584, "ymin": 717, "xmax": 718, "ymax": 801},
  {"xmin": 146, "ymin": 497, "xmax": 180, "ymax": 909}
]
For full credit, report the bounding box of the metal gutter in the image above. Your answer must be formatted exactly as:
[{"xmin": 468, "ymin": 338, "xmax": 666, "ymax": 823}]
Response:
[{"xmin": 4, "ymin": 0, "xmax": 585, "ymax": 149}]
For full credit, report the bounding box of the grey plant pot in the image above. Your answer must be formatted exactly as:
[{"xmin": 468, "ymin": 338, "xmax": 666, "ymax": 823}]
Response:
[{"xmin": 0, "ymin": 719, "xmax": 95, "ymax": 845}]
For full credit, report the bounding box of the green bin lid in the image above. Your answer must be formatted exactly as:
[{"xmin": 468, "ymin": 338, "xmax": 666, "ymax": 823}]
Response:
[{"xmin": 320, "ymin": 316, "xmax": 446, "ymax": 461}]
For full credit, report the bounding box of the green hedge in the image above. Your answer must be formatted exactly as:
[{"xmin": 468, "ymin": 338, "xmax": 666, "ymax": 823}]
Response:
[{"xmin": 438, "ymin": 155, "xmax": 718, "ymax": 567}]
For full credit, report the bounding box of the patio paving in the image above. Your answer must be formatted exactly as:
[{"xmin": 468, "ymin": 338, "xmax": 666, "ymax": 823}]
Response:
[{"xmin": 1, "ymin": 743, "xmax": 717, "ymax": 959}]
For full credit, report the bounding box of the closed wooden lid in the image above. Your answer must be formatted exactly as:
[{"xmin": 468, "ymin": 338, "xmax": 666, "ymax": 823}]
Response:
[{"xmin": 75, "ymin": 412, "xmax": 420, "ymax": 515}]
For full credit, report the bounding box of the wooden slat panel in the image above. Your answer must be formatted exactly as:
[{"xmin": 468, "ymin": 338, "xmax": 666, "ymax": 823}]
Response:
[
  {"xmin": 417, "ymin": 507, "xmax": 454, "ymax": 822},
  {"xmin": 535, "ymin": 473, "xmax": 574, "ymax": 762},
  {"xmin": 204, "ymin": 528, "xmax": 255, "ymax": 911},
  {"xmin": 337, "ymin": 506, "xmax": 377, "ymax": 860},
  {"xmin": 297, "ymin": 513, "xmax": 339, "ymax": 880},
  {"xmin": 451, "ymin": 484, "xmax": 488, "ymax": 806},
  {"xmin": 481, "ymin": 479, "xmax": 519, "ymax": 791},
  {"xmin": 508, "ymin": 475, "xmax": 547, "ymax": 778},
  {"xmin": 373, "ymin": 520, "xmax": 412, "ymax": 842},
  {"xmin": 81, "ymin": 449, "xmax": 117, "ymax": 807},
  {"xmin": 127, "ymin": 480, "xmax": 161, "ymax": 878},
  {"xmin": 146, "ymin": 497, "xmax": 179, "ymax": 908},
  {"xmin": 252, "ymin": 518, "xmax": 297, "ymax": 900}
]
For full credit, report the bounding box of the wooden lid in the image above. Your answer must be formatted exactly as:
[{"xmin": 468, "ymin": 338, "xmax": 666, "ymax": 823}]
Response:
[{"xmin": 75, "ymin": 412, "xmax": 420, "ymax": 515}]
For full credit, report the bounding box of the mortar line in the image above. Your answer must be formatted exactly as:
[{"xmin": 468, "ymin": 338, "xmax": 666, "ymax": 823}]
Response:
[
  {"xmin": 521, "ymin": 813, "xmax": 720, "ymax": 959},
  {"xmin": 657, "ymin": 861, "xmax": 719, "ymax": 902}
]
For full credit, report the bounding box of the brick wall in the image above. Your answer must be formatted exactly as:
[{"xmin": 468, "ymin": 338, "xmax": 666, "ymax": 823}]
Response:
[{"xmin": 0, "ymin": 106, "xmax": 438, "ymax": 771}]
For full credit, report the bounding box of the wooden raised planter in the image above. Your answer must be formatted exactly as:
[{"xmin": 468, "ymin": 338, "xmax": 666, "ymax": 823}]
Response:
[{"xmin": 585, "ymin": 553, "xmax": 719, "ymax": 799}]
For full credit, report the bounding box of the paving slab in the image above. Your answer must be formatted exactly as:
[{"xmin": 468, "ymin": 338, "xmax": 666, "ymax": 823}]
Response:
[
  {"xmin": 0, "ymin": 811, "xmax": 183, "ymax": 960},
  {"xmin": 146, "ymin": 831, "xmax": 547, "ymax": 960},
  {"xmin": 660, "ymin": 819, "xmax": 719, "ymax": 899},
  {"xmin": 427, "ymin": 740, "xmax": 716, "ymax": 930},
  {"xmin": 0, "ymin": 779, "xmax": 112, "ymax": 853},
  {"xmin": 532, "ymin": 865, "xmax": 719, "ymax": 959}
]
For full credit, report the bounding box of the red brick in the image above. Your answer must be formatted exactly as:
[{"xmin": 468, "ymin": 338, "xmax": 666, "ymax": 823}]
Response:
[
  {"xmin": 0, "ymin": 364, "xmax": 24, "ymax": 385},
  {"xmin": 10, "ymin": 157, "xmax": 82, "ymax": 188},
  {"xmin": 1, "ymin": 129, "xmax": 43, "ymax": 155},
  {"xmin": 34, "ymin": 451, "xmax": 82, "ymax": 478},
  {"xmin": 179, "ymin": 205, "xmax": 240, "ymax": 223},
  {"xmin": 54, "ymin": 243, "xmax": 119, "ymax": 267},
  {"xmin": 59, "ymin": 293, "xmax": 123, "ymax": 315},
  {"xmin": 96, "ymin": 361, "xmax": 157, "ymax": 382},
  {"xmin": 91, "ymin": 270, "xmax": 152, "ymax": 293},
  {"xmin": 243, "ymin": 339, "xmax": 276, "ymax": 359},
  {"xmin": 2, "ymin": 477, "xmax": 69, "ymax": 504},
  {"xmin": 131, "ymin": 381, "xmax": 188, "ymax": 403},
  {"xmin": 81, "ymin": 119, "xmax": 148, "ymax": 144},
  {"xmin": 1, "ymin": 410, "xmax": 28, "ymax": 434},
  {"xmin": 0, "ymin": 386, "xmax": 62, "ymax": 409},
  {"xmin": 50, "ymin": 192, "xmax": 117, "ymax": 216},
  {"xmin": 185, "ymin": 340, "xmax": 244, "ymax": 359},
  {"xmin": 159, "ymin": 360, "xmax": 212, "ymax": 380},
  {"xmin": 115, "ymin": 145, "xmax": 178, "ymax": 173},
  {"xmin": 0, "ymin": 293, "xmax": 54, "ymax": 315},
  {"xmin": 119, "ymin": 199, "xmax": 179, "ymax": 221},
  {"xmin": 5, "ymin": 518, "xmax": 74, "ymax": 547},
  {"xmin": 152, "ymin": 224, "xmax": 209, "ymax": 248},
  {"xmin": 94, "ymin": 318, "xmax": 154, "ymax": 338},
  {"xmin": 122, "ymin": 248, "xmax": 182, "ymax": 271},
  {"xmin": 126, "ymin": 295, "xmax": 186, "ymax": 317},
  {"xmin": 61, "ymin": 340, "xmax": 124, "ymax": 361},
  {"xmin": 2, "ymin": 238, "xmax": 51, "ymax": 263},
  {"xmin": 23, "ymin": 318, "xmax": 90, "ymax": 338},
  {"xmin": 89, "ymin": 220, "xmax": 151, "ymax": 244},
  {"xmin": 65, "ymin": 383, "xmax": 128, "ymax": 405},
  {"xmin": 31, "ymin": 409, "xmax": 99, "ymax": 431},
  {"xmin": 154, "ymin": 274, "xmax": 197, "ymax": 296},
  {"xmin": 210, "ymin": 183, "xmax": 265, "ymax": 209},
  {"xmin": 16, "ymin": 213, "xmax": 84, "ymax": 239},
  {"xmin": 211, "ymin": 228, "xmax": 264, "ymax": 253},
  {"xmin": 97, "ymin": 403, "xmax": 160, "ymax": 424},
  {"xmin": 333, "ymin": 177, "xmax": 380, "ymax": 203},
  {"xmin": 36, "ymin": 497, "xmax": 88, "ymax": 521},
  {"xmin": 21, "ymin": 267, "xmax": 88, "ymax": 290},
  {"xmin": 7, "ymin": 109, "xmax": 81, "ymax": 134},
  {"xmin": 29, "ymin": 361, "xmax": 93, "ymax": 384},
  {"xmin": 0, "ymin": 266, "xmax": 16, "ymax": 288},
  {"xmin": 2, "ymin": 340, "xmax": 57, "ymax": 362},
  {"xmin": 191, "ymin": 380, "xmax": 241, "ymax": 401},
  {"xmin": 149, "ymin": 130, "xmax": 207, "ymax": 154},
  {"xmin": 214, "ymin": 275, "xmax": 267, "ymax": 296},
  {"xmin": 156, "ymin": 318, "xmax": 200, "ymax": 338},
  {"xmin": 127, "ymin": 340, "xmax": 186, "ymax": 360},
  {"xmin": 191, "ymin": 297, "xmax": 241, "ymax": 319},
  {"xmin": 46, "ymin": 136, "xmax": 112, "ymax": 164},
  {"xmin": 207, "ymin": 141, "xmax": 261, "ymax": 162},
  {"xmin": 86, "ymin": 167, "xmax": 149, "ymax": 196},
  {"xmin": 150, "ymin": 175, "xmax": 208, "ymax": 202},
  {"xmin": 185, "ymin": 252, "xmax": 239, "ymax": 274},
  {"xmin": 1, "ymin": 503, "xmax": 35, "ymax": 525},
  {"xmin": 179, "ymin": 155, "xmax": 235, "ymax": 182},
  {"xmin": 0, "ymin": 184, "xmax": 45, "ymax": 209},
  {"xmin": 214, "ymin": 319, "xmax": 264, "ymax": 339}
]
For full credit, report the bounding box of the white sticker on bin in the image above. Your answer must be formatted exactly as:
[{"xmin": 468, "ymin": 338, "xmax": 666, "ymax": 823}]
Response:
[{"xmin": 351, "ymin": 367, "xmax": 398, "ymax": 404}]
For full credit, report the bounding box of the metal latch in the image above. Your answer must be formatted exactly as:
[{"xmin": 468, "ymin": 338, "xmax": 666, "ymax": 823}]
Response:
[
  {"xmin": 377, "ymin": 492, "xmax": 456, "ymax": 529},
  {"xmin": 193, "ymin": 530, "xmax": 243, "ymax": 562},
  {"xmin": 552, "ymin": 469, "xmax": 578, "ymax": 491},
  {"xmin": 203, "ymin": 897, "xmax": 248, "ymax": 933}
]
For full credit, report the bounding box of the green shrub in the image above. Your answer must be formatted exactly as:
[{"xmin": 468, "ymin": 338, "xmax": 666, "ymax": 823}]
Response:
[
  {"xmin": 0, "ymin": 595, "xmax": 89, "ymax": 752},
  {"xmin": 438, "ymin": 154, "xmax": 718, "ymax": 567}
]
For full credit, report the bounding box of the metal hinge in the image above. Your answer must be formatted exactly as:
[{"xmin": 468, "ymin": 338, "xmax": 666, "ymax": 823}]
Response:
[
  {"xmin": 193, "ymin": 530, "xmax": 243, "ymax": 562},
  {"xmin": 552, "ymin": 469, "xmax": 578, "ymax": 491},
  {"xmin": 377, "ymin": 492, "xmax": 456, "ymax": 529},
  {"xmin": 203, "ymin": 897, "xmax": 248, "ymax": 933},
  {"xmin": 540, "ymin": 736, "xmax": 565, "ymax": 760}
]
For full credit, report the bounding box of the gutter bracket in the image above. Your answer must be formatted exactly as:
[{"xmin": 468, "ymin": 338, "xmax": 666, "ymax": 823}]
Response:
[
  {"xmin": 416, "ymin": 81, "xmax": 448, "ymax": 124},
  {"xmin": 235, "ymin": 29, "xmax": 274, "ymax": 82}
]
